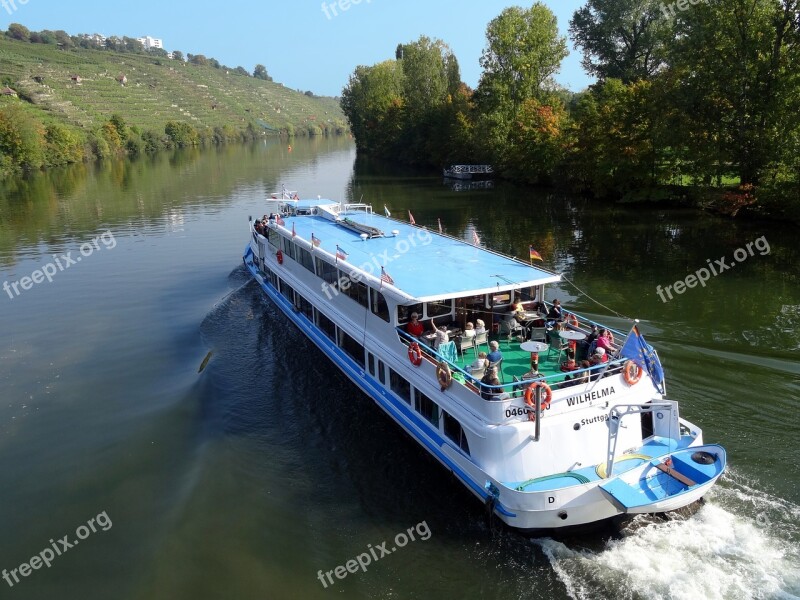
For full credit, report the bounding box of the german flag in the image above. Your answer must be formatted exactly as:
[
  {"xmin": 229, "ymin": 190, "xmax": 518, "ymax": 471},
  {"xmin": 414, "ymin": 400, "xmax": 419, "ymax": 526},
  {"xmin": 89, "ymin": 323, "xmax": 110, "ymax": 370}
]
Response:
[{"xmin": 529, "ymin": 246, "xmax": 543, "ymax": 262}]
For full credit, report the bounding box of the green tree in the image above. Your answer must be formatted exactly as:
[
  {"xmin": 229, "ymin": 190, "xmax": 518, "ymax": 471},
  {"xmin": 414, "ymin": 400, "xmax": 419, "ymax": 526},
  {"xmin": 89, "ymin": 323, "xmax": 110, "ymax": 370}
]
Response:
[
  {"xmin": 0, "ymin": 103, "xmax": 43, "ymax": 170},
  {"xmin": 189, "ymin": 54, "xmax": 208, "ymax": 66},
  {"xmin": 44, "ymin": 123, "xmax": 84, "ymax": 166},
  {"xmin": 6, "ymin": 23, "xmax": 31, "ymax": 42},
  {"xmin": 165, "ymin": 121, "xmax": 199, "ymax": 147},
  {"xmin": 253, "ymin": 64, "xmax": 272, "ymax": 80},
  {"xmin": 476, "ymin": 4, "xmax": 568, "ymax": 118},
  {"xmin": 172, "ymin": 50, "xmax": 184, "ymax": 61},
  {"xmin": 506, "ymin": 98, "xmax": 570, "ymax": 183},
  {"xmin": 569, "ymin": 0, "xmax": 670, "ymax": 83},
  {"xmin": 233, "ymin": 66, "xmax": 249, "ymax": 76}
]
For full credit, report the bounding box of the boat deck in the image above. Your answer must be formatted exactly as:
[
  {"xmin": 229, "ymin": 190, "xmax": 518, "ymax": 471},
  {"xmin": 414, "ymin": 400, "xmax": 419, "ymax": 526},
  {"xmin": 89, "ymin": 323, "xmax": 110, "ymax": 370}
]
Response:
[
  {"xmin": 452, "ymin": 332, "xmax": 575, "ymax": 387},
  {"xmin": 506, "ymin": 437, "xmax": 688, "ymax": 493}
]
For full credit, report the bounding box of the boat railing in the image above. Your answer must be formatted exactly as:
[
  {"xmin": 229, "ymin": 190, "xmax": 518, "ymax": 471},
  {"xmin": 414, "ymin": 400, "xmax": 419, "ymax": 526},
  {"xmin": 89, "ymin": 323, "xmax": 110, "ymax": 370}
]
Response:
[
  {"xmin": 395, "ymin": 328, "xmax": 626, "ymax": 401},
  {"xmin": 539, "ymin": 301, "xmax": 629, "ymax": 340}
]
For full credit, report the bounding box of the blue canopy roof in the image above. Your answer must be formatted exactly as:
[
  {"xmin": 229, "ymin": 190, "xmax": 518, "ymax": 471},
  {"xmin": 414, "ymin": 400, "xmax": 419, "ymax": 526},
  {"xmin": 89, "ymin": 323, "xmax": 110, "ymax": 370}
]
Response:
[{"xmin": 279, "ymin": 208, "xmax": 561, "ymax": 302}]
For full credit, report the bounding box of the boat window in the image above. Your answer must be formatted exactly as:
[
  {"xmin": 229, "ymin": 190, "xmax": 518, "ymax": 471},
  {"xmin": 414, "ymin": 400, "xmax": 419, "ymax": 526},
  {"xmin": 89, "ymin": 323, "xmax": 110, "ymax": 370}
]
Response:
[
  {"xmin": 296, "ymin": 245, "xmax": 315, "ymax": 274},
  {"xmin": 281, "ymin": 236, "xmax": 296, "ymax": 260},
  {"xmin": 415, "ymin": 391, "xmax": 440, "ymax": 427},
  {"xmin": 389, "ymin": 369, "xmax": 411, "ymax": 403},
  {"xmin": 279, "ymin": 279, "xmax": 295, "ymax": 304},
  {"xmin": 268, "ymin": 228, "xmax": 281, "ymax": 249},
  {"xmin": 370, "ymin": 289, "xmax": 390, "ymax": 323},
  {"xmin": 264, "ymin": 266, "xmax": 278, "ymax": 289},
  {"xmin": 398, "ymin": 303, "xmax": 424, "ymax": 324},
  {"xmin": 368, "ymin": 353, "xmax": 375, "ymax": 376},
  {"xmin": 316, "ymin": 310, "xmax": 337, "ymax": 341},
  {"xmin": 316, "ymin": 258, "xmax": 338, "ymax": 293},
  {"xmin": 425, "ymin": 300, "xmax": 452, "ymax": 320},
  {"xmin": 341, "ymin": 275, "xmax": 369, "ymax": 309},
  {"xmin": 339, "ymin": 331, "xmax": 366, "ymax": 369},
  {"xmin": 378, "ymin": 361, "xmax": 386, "ymax": 385},
  {"xmin": 295, "ymin": 293, "xmax": 314, "ymax": 321},
  {"xmin": 443, "ymin": 411, "xmax": 470, "ymax": 455}
]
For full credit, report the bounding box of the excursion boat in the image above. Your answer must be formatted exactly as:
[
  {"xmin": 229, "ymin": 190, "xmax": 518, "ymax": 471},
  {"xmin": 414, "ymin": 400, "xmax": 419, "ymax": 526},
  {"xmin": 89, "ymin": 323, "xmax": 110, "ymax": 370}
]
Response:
[{"xmin": 242, "ymin": 198, "xmax": 727, "ymax": 532}]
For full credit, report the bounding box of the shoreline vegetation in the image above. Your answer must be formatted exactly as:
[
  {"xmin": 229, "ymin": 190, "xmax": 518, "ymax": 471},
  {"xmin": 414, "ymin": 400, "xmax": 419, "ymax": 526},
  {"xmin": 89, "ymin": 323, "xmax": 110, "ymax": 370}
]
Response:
[
  {"xmin": 0, "ymin": 26, "xmax": 349, "ymax": 178},
  {"xmin": 340, "ymin": 1, "xmax": 800, "ymax": 224}
]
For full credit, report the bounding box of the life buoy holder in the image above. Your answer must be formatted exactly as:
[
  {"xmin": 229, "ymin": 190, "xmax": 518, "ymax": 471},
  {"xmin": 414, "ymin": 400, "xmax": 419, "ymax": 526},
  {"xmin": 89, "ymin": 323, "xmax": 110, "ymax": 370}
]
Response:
[
  {"xmin": 567, "ymin": 313, "xmax": 579, "ymax": 328},
  {"xmin": 408, "ymin": 342, "xmax": 423, "ymax": 367},
  {"xmin": 524, "ymin": 382, "xmax": 553, "ymax": 421},
  {"xmin": 276, "ymin": 250, "xmax": 284, "ymax": 265},
  {"xmin": 623, "ymin": 361, "xmax": 643, "ymax": 385},
  {"xmin": 436, "ymin": 361, "xmax": 452, "ymax": 391}
]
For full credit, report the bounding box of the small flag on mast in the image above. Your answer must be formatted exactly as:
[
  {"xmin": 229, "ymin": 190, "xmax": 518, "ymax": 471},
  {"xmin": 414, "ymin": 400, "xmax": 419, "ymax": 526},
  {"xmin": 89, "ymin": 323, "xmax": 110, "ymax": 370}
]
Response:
[
  {"xmin": 384, "ymin": 205, "xmax": 391, "ymax": 218},
  {"xmin": 380, "ymin": 267, "xmax": 394, "ymax": 286},
  {"xmin": 529, "ymin": 246, "xmax": 543, "ymax": 262},
  {"xmin": 291, "ymin": 222, "xmax": 296, "ymax": 238},
  {"xmin": 472, "ymin": 229, "xmax": 481, "ymax": 246},
  {"xmin": 311, "ymin": 233, "xmax": 321, "ymax": 248},
  {"xmin": 438, "ymin": 218, "xmax": 443, "ymax": 234},
  {"xmin": 408, "ymin": 211, "xmax": 416, "ymax": 225},
  {"xmin": 336, "ymin": 245, "xmax": 348, "ymax": 262}
]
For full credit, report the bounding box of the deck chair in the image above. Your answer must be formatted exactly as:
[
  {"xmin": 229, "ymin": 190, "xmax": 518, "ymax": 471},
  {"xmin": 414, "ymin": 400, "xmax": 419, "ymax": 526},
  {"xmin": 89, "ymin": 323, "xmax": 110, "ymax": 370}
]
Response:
[
  {"xmin": 488, "ymin": 358, "xmax": 505, "ymax": 383},
  {"xmin": 528, "ymin": 326, "xmax": 547, "ymax": 343},
  {"xmin": 473, "ymin": 331, "xmax": 489, "ymax": 352},
  {"xmin": 547, "ymin": 331, "xmax": 570, "ymax": 362},
  {"xmin": 455, "ymin": 335, "xmax": 477, "ymax": 359},
  {"xmin": 438, "ymin": 341, "xmax": 457, "ymax": 364}
]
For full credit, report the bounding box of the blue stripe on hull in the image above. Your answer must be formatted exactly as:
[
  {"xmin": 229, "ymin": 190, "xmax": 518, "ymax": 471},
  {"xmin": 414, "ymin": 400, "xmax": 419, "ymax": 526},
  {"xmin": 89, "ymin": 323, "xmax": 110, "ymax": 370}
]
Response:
[{"xmin": 242, "ymin": 247, "xmax": 515, "ymax": 518}]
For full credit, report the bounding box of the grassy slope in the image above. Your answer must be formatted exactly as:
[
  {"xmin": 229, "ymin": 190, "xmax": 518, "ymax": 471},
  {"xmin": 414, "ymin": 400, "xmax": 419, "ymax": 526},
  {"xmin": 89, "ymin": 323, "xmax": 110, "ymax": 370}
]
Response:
[{"xmin": 0, "ymin": 36, "xmax": 346, "ymax": 134}]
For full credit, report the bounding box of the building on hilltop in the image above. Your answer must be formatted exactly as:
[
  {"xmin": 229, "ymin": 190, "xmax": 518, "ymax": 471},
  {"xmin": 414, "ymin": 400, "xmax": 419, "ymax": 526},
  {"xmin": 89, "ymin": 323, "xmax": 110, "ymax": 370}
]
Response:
[
  {"xmin": 1, "ymin": 87, "xmax": 18, "ymax": 98},
  {"xmin": 136, "ymin": 36, "xmax": 164, "ymax": 51}
]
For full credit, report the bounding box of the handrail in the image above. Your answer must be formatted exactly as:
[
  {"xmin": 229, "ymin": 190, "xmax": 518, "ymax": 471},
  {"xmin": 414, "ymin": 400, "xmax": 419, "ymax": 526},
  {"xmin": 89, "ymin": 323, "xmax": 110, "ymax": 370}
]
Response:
[
  {"xmin": 539, "ymin": 300, "xmax": 629, "ymax": 339},
  {"xmin": 395, "ymin": 328, "xmax": 626, "ymax": 400}
]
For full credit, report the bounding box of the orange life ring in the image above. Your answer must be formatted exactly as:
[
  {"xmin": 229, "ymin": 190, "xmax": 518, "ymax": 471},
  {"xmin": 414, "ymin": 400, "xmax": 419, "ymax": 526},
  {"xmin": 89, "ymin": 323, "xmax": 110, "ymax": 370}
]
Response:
[
  {"xmin": 567, "ymin": 313, "xmax": 579, "ymax": 328},
  {"xmin": 524, "ymin": 382, "xmax": 552, "ymax": 420},
  {"xmin": 276, "ymin": 249, "xmax": 283, "ymax": 265},
  {"xmin": 408, "ymin": 342, "xmax": 423, "ymax": 367},
  {"xmin": 623, "ymin": 361, "xmax": 643, "ymax": 385},
  {"xmin": 436, "ymin": 361, "xmax": 452, "ymax": 390}
]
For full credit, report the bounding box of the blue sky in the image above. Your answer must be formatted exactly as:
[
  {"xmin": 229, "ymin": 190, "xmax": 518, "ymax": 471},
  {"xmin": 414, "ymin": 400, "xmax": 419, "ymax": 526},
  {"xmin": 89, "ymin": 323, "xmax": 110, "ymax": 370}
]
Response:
[{"xmin": 2, "ymin": 0, "xmax": 593, "ymax": 96}]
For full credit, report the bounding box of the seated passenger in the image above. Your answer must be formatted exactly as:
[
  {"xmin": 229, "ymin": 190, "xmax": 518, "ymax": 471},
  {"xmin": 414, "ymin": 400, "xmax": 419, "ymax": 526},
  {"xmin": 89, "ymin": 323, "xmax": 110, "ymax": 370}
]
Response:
[
  {"xmin": 487, "ymin": 341, "xmax": 503, "ymax": 364},
  {"xmin": 590, "ymin": 348, "xmax": 608, "ymax": 365},
  {"xmin": 571, "ymin": 362, "xmax": 591, "ymax": 386},
  {"xmin": 406, "ymin": 312, "xmax": 424, "ymax": 337},
  {"xmin": 475, "ymin": 319, "xmax": 486, "ymax": 335},
  {"xmin": 463, "ymin": 322, "xmax": 476, "ymax": 338},
  {"xmin": 467, "ymin": 352, "xmax": 489, "ymax": 374},
  {"xmin": 547, "ymin": 299, "xmax": 563, "ymax": 321},
  {"xmin": 480, "ymin": 367, "xmax": 501, "ymax": 400},
  {"xmin": 596, "ymin": 329, "xmax": 618, "ymax": 354}
]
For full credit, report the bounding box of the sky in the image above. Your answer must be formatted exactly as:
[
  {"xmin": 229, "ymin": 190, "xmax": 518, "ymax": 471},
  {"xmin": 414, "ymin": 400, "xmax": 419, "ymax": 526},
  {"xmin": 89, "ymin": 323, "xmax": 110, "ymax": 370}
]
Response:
[{"xmin": 1, "ymin": 0, "xmax": 594, "ymax": 97}]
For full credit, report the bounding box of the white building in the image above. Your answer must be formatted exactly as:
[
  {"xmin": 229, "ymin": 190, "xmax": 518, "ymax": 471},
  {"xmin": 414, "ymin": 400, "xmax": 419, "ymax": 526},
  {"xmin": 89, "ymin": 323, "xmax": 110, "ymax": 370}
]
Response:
[{"xmin": 136, "ymin": 36, "xmax": 164, "ymax": 50}]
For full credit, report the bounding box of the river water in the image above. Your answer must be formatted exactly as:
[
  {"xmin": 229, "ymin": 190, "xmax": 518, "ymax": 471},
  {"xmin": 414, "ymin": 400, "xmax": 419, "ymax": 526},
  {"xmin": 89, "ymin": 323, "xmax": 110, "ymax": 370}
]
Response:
[{"xmin": 0, "ymin": 138, "xmax": 797, "ymax": 600}]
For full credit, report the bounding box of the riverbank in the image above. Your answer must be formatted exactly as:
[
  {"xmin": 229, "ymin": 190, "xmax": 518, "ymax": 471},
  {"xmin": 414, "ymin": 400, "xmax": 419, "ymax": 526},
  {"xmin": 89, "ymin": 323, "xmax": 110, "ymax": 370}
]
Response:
[{"xmin": 0, "ymin": 35, "xmax": 348, "ymax": 177}]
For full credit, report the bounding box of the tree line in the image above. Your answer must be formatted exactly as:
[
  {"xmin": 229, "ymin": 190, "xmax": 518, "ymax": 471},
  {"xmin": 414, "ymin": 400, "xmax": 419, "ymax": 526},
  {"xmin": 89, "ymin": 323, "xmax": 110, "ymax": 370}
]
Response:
[
  {"xmin": 341, "ymin": 1, "xmax": 800, "ymax": 218},
  {"xmin": 4, "ymin": 24, "xmax": 273, "ymax": 81}
]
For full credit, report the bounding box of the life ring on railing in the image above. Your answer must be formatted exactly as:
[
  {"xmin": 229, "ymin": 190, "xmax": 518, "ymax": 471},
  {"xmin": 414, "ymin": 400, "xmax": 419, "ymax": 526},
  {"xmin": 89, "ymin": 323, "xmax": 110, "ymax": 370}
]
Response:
[
  {"xmin": 276, "ymin": 250, "xmax": 284, "ymax": 265},
  {"xmin": 567, "ymin": 313, "xmax": 579, "ymax": 328},
  {"xmin": 524, "ymin": 382, "xmax": 552, "ymax": 420},
  {"xmin": 408, "ymin": 342, "xmax": 423, "ymax": 367},
  {"xmin": 436, "ymin": 361, "xmax": 452, "ymax": 391},
  {"xmin": 623, "ymin": 361, "xmax": 643, "ymax": 385}
]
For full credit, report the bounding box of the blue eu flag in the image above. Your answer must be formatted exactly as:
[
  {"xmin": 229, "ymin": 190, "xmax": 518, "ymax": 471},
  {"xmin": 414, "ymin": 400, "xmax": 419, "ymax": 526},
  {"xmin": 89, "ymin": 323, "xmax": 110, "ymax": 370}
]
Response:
[{"xmin": 620, "ymin": 325, "xmax": 665, "ymax": 394}]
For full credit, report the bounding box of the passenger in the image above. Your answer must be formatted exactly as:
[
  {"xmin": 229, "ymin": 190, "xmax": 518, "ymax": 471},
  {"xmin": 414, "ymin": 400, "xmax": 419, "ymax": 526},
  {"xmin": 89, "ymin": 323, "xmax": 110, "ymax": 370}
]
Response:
[
  {"xmin": 596, "ymin": 329, "xmax": 618, "ymax": 354},
  {"xmin": 480, "ymin": 367, "xmax": 501, "ymax": 400},
  {"xmin": 522, "ymin": 367, "xmax": 541, "ymax": 381},
  {"xmin": 547, "ymin": 299, "xmax": 563, "ymax": 321},
  {"xmin": 590, "ymin": 347, "xmax": 608, "ymax": 365},
  {"xmin": 475, "ymin": 319, "xmax": 486, "ymax": 335},
  {"xmin": 487, "ymin": 340, "xmax": 503, "ymax": 365},
  {"xmin": 431, "ymin": 319, "xmax": 449, "ymax": 350},
  {"xmin": 572, "ymin": 361, "xmax": 591, "ymax": 386},
  {"xmin": 468, "ymin": 352, "xmax": 489, "ymax": 374},
  {"xmin": 406, "ymin": 312, "xmax": 424, "ymax": 337},
  {"xmin": 463, "ymin": 322, "xmax": 476, "ymax": 339}
]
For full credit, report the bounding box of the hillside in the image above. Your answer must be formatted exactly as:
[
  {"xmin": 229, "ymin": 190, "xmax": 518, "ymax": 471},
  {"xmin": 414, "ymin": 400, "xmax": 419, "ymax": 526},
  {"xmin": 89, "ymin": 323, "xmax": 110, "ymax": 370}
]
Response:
[{"xmin": 0, "ymin": 36, "xmax": 347, "ymax": 135}]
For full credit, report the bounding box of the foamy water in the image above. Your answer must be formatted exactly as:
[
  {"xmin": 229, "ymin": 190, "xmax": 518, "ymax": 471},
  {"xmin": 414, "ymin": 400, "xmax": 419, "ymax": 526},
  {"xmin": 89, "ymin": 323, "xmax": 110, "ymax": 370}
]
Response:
[{"xmin": 537, "ymin": 471, "xmax": 800, "ymax": 600}]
